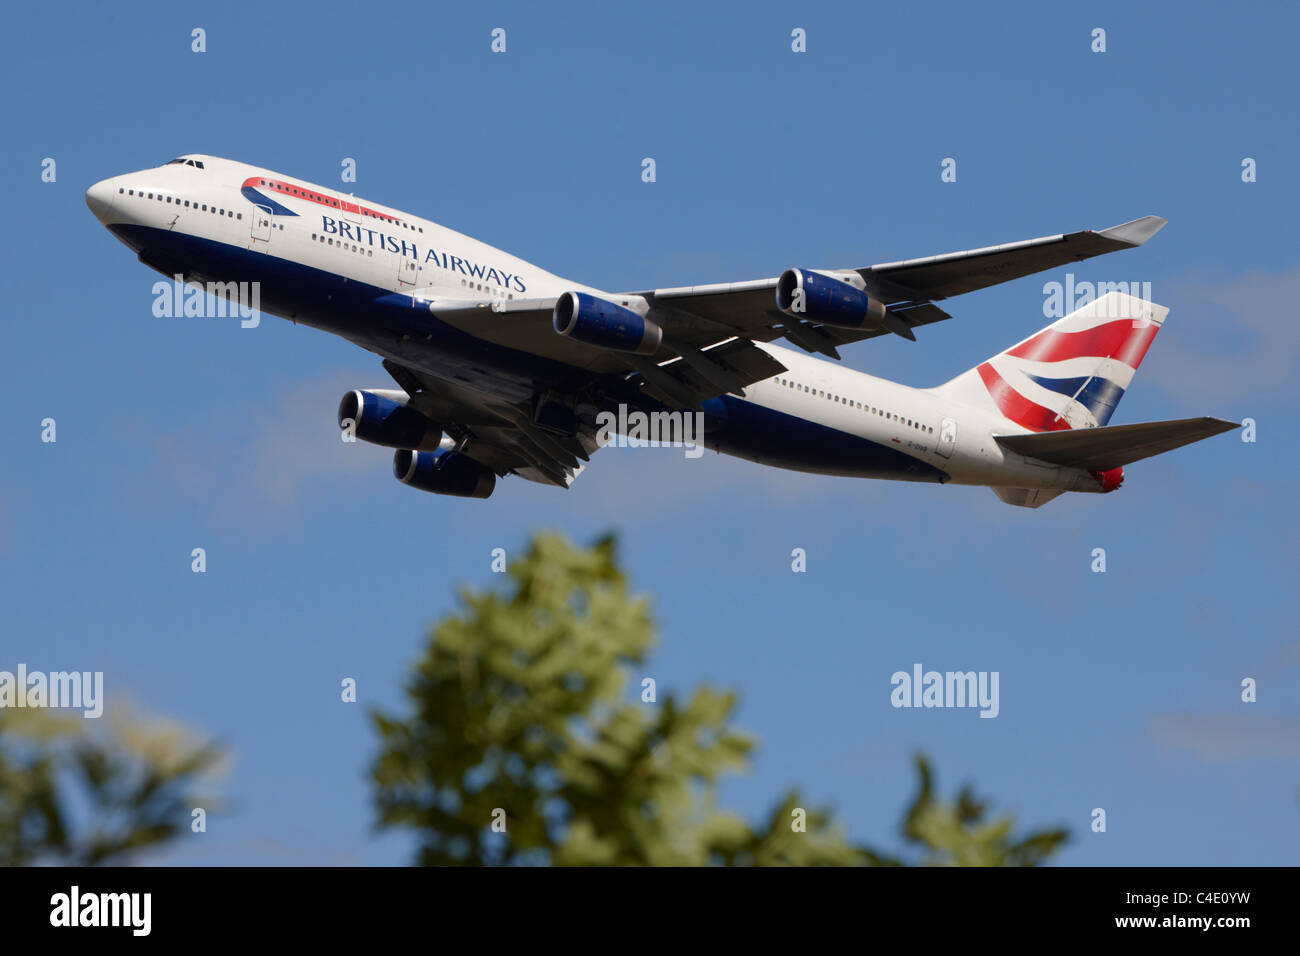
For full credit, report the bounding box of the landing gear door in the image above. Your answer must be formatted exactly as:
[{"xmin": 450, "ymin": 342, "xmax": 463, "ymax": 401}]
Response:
[
  {"xmin": 936, "ymin": 417, "xmax": 957, "ymax": 459},
  {"xmin": 249, "ymin": 204, "xmax": 272, "ymax": 249}
]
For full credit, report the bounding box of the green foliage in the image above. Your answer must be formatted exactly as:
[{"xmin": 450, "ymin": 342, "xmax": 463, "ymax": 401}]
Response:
[
  {"xmin": 0, "ymin": 706, "xmax": 223, "ymax": 866},
  {"xmin": 863, "ymin": 754, "xmax": 1069, "ymax": 866},
  {"xmin": 372, "ymin": 531, "xmax": 1069, "ymax": 867}
]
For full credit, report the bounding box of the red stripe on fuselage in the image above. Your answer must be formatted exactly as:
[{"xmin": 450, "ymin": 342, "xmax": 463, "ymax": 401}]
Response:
[
  {"xmin": 1006, "ymin": 319, "xmax": 1159, "ymax": 369},
  {"xmin": 977, "ymin": 363, "xmax": 1072, "ymax": 432},
  {"xmin": 240, "ymin": 177, "xmax": 404, "ymax": 224}
]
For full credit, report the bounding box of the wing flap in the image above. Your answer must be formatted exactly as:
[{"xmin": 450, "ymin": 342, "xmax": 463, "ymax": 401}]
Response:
[
  {"xmin": 630, "ymin": 338, "xmax": 787, "ymax": 407},
  {"xmin": 994, "ymin": 417, "xmax": 1240, "ymax": 471}
]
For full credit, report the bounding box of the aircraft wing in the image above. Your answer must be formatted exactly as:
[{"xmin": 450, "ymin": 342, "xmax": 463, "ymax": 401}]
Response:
[
  {"xmin": 381, "ymin": 359, "xmax": 605, "ymax": 488},
  {"xmin": 634, "ymin": 215, "xmax": 1167, "ymax": 358},
  {"xmin": 417, "ymin": 215, "xmax": 1164, "ymax": 411},
  {"xmin": 423, "ymin": 296, "xmax": 788, "ymax": 409}
]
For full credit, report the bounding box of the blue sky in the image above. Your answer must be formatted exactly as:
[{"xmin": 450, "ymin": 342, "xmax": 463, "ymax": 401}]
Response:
[{"xmin": 1, "ymin": 0, "xmax": 1297, "ymax": 864}]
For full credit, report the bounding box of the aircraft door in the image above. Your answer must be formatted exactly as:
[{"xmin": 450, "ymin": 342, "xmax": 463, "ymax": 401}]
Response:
[
  {"xmin": 936, "ymin": 417, "xmax": 957, "ymax": 459},
  {"xmin": 396, "ymin": 251, "xmax": 419, "ymax": 287},
  {"xmin": 249, "ymin": 204, "xmax": 272, "ymax": 249}
]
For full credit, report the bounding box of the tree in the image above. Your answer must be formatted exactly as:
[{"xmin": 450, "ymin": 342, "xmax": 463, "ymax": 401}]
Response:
[
  {"xmin": 864, "ymin": 754, "xmax": 1068, "ymax": 866},
  {"xmin": 371, "ymin": 532, "xmax": 1069, "ymax": 866},
  {"xmin": 0, "ymin": 706, "xmax": 223, "ymax": 866}
]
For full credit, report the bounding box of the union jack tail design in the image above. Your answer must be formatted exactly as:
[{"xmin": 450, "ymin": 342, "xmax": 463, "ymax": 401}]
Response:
[{"xmin": 935, "ymin": 291, "xmax": 1166, "ymax": 431}]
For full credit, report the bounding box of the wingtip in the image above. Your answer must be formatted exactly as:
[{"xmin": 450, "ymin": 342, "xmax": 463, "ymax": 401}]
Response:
[{"xmin": 1099, "ymin": 215, "xmax": 1169, "ymax": 247}]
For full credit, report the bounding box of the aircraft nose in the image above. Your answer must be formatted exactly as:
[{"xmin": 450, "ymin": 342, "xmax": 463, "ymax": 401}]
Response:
[{"xmin": 85, "ymin": 179, "xmax": 115, "ymax": 222}]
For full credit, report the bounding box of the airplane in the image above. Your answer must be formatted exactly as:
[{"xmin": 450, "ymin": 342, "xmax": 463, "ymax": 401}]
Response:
[{"xmin": 84, "ymin": 154, "xmax": 1239, "ymax": 508}]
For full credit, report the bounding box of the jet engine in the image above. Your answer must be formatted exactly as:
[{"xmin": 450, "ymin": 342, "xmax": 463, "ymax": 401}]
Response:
[
  {"xmin": 338, "ymin": 389, "xmax": 443, "ymax": 451},
  {"xmin": 775, "ymin": 268, "xmax": 888, "ymax": 331},
  {"xmin": 393, "ymin": 448, "xmax": 496, "ymax": 498},
  {"xmin": 553, "ymin": 291, "xmax": 662, "ymax": 355}
]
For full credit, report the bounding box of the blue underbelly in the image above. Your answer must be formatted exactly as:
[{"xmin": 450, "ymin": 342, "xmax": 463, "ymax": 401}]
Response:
[{"xmin": 702, "ymin": 395, "xmax": 948, "ymax": 482}]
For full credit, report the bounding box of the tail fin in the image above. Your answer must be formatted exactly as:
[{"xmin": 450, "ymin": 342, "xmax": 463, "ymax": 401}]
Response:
[{"xmin": 935, "ymin": 290, "xmax": 1166, "ymax": 431}]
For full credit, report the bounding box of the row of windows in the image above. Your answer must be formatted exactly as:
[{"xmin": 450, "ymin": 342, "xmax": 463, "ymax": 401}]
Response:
[
  {"xmin": 257, "ymin": 179, "xmax": 424, "ymax": 233},
  {"xmin": 460, "ymin": 278, "xmax": 513, "ymax": 299},
  {"xmin": 119, "ymin": 187, "xmax": 241, "ymax": 220},
  {"xmin": 311, "ymin": 232, "xmax": 374, "ymax": 257},
  {"xmin": 772, "ymin": 376, "xmax": 935, "ymax": 435},
  {"xmin": 372, "ymin": 211, "xmax": 419, "ymax": 230}
]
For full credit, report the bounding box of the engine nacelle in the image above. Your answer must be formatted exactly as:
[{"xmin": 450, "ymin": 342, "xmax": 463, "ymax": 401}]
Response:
[
  {"xmin": 393, "ymin": 448, "xmax": 496, "ymax": 498},
  {"xmin": 553, "ymin": 291, "xmax": 662, "ymax": 355},
  {"xmin": 338, "ymin": 389, "xmax": 443, "ymax": 451},
  {"xmin": 775, "ymin": 268, "xmax": 888, "ymax": 331}
]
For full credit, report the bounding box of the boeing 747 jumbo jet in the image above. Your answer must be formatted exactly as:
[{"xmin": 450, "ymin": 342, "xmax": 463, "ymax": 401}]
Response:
[{"xmin": 86, "ymin": 155, "xmax": 1238, "ymax": 507}]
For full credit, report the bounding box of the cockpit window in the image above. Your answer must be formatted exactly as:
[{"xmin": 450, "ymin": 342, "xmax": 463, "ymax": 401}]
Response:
[{"xmin": 164, "ymin": 158, "xmax": 205, "ymax": 169}]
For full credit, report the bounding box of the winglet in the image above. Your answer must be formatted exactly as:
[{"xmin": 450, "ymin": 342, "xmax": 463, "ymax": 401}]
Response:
[{"xmin": 1098, "ymin": 215, "xmax": 1168, "ymax": 247}]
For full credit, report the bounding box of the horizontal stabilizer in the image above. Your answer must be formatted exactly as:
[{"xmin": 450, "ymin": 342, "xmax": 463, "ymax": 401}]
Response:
[{"xmin": 995, "ymin": 417, "xmax": 1240, "ymax": 471}]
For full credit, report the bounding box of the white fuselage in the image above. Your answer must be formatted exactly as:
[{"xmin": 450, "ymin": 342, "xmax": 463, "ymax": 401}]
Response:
[{"xmin": 85, "ymin": 154, "xmax": 1105, "ymax": 496}]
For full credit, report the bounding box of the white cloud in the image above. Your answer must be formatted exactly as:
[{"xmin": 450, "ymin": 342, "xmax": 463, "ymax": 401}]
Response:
[
  {"xmin": 1145, "ymin": 268, "xmax": 1300, "ymax": 405},
  {"xmin": 153, "ymin": 370, "xmax": 382, "ymax": 522},
  {"xmin": 1148, "ymin": 712, "xmax": 1300, "ymax": 762}
]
